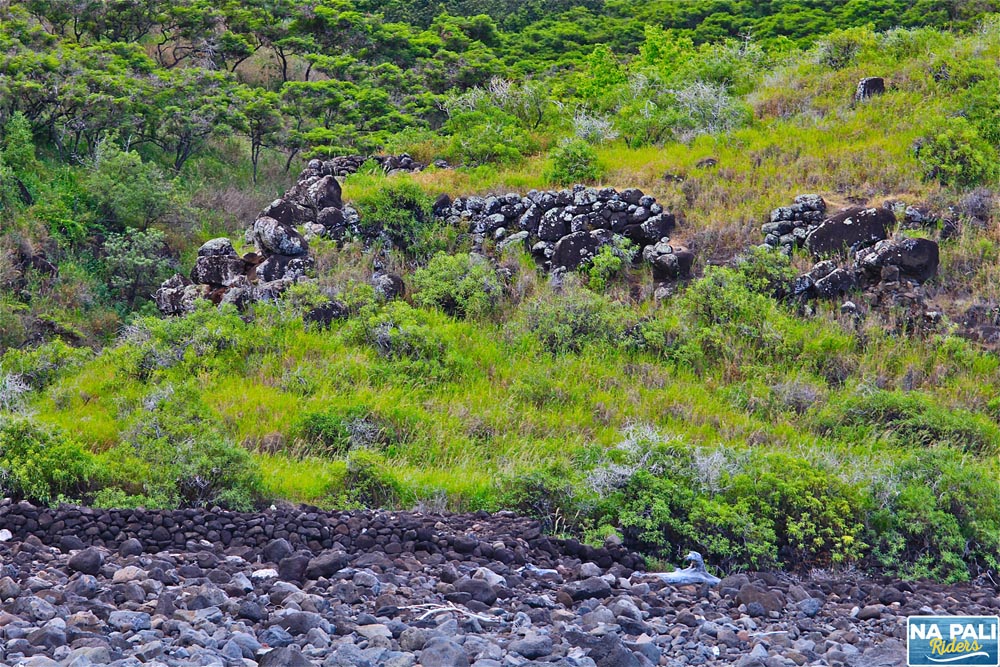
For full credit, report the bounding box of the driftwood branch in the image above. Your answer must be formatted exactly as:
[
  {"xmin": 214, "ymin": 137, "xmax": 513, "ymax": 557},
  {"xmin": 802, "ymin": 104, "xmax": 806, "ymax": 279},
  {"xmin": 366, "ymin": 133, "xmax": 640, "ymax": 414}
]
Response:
[{"xmin": 400, "ymin": 602, "xmax": 497, "ymax": 623}]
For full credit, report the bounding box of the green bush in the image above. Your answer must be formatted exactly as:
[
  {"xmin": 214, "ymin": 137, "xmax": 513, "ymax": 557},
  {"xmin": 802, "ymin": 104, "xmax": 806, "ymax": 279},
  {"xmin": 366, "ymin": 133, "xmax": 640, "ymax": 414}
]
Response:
[
  {"xmin": 582, "ymin": 240, "xmax": 636, "ymax": 291},
  {"xmin": 340, "ymin": 448, "xmax": 402, "ymax": 508},
  {"xmin": 0, "ymin": 419, "xmax": 100, "ymax": 504},
  {"xmin": 412, "ymin": 252, "xmax": 504, "ymax": 318},
  {"xmin": 496, "ymin": 463, "xmax": 580, "ymax": 534},
  {"xmin": 297, "ymin": 404, "xmax": 414, "ymax": 456},
  {"xmin": 347, "ymin": 301, "xmax": 460, "ymax": 381},
  {"xmin": 544, "ymin": 138, "xmax": 603, "ymax": 185},
  {"xmin": 512, "ymin": 284, "xmax": 627, "ymax": 354},
  {"xmin": 85, "ymin": 138, "xmax": 178, "ymax": 232},
  {"xmin": 443, "ymin": 108, "xmax": 536, "ymax": 166},
  {"xmin": 813, "ymin": 389, "xmax": 1000, "ymax": 454},
  {"xmin": 103, "ymin": 228, "xmax": 175, "ymax": 309},
  {"xmin": 1, "ymin": 339, "xmax": 93, "ymax": 390},
  {"xmin": 105, "ymin": 384, "xmax": 262, "ymax": 510},
  {"xmin": 594, "ymin": 437, "xmax": 865, "ymax": 571},
  {"xmin": 918, "ymin": 117, "xmax": 998, "ymax": 188},
  {"xmin": 867, "ymin": 448, "xmax": 1000, "ymax": 582},
  {"xmin": 813, "ymin": 27, "xmax": 877, "ymax": 69},
  {"xmin": 91, "ymin": 487, "xmax": 177, "ymax": 510},
  {"xmin": 354, "ymin": 181, "xmax": 436, "ymax": 253}
]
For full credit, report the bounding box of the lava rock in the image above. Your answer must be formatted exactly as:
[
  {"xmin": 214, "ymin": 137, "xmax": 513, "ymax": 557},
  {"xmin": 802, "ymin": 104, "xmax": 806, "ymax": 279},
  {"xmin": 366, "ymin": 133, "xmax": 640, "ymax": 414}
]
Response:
[{"xmin": 805, "ymin": 207, "xmax": 892, "ymax": 258}]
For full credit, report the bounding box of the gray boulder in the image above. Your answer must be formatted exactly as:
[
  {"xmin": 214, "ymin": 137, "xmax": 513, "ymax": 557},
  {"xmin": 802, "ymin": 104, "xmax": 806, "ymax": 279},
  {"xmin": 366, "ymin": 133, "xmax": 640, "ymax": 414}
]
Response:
[{"xmin": 251, "ymin": 216, "xmax": 308, "ymax": 256}]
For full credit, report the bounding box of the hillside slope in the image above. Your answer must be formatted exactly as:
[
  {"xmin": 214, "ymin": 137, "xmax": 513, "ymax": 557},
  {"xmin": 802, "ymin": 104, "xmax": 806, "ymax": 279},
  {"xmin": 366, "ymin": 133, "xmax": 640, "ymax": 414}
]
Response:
[{"xmin": 0, "ymin": 6, "xmax": 999, "ymax": 584}]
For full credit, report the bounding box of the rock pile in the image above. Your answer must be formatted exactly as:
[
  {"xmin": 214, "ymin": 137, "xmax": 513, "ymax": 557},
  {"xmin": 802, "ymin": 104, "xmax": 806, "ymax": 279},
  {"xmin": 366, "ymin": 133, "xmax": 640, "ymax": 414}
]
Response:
[
  {"xmin": 0, "ymin": 500, "xmax": 994, "ymax": 667},
  {"xmin": 793, "ymin": 236, "xmax": 941, "ymax": 329},
  {"xmin": 439, "ymin": 185, "xmax": 693, "ymax": 282},
  {"xmin": 761, "ymin": 195, "xmax": 829, "ymax": 253},
  {"xmin": 154, "ymin": 162, "xmax": 356, "ymax": 315},
  {"xmin": 0, "ymin": 501, "xmax": 640, "ymax": 571},
  {"xmin": 764, "ymin": 196, "xmax": 899, "ymax": 260},
  {"xmin": 313, "ymin": 154, "xmax": 429, "ymax": 178}
]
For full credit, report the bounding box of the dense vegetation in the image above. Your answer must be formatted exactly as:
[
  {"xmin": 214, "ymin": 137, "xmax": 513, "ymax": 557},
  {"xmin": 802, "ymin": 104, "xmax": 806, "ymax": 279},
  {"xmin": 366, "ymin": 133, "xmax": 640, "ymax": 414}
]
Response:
[{"xmin": 1, "ymin": 1, "xmax": 1000, "ymax": 583}]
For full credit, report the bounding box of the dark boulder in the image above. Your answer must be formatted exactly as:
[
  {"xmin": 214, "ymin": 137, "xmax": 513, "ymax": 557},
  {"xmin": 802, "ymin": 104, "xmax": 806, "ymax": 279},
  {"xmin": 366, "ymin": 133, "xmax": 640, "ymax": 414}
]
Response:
[
  {"xmin": 197, "ymin": 238, "xmax": 238, "ymax": 257},
  {"xmin": 258, "ymin": 646, "xmax": 314, "ymax": 667},
  {"xmin": 191, "ymin": 255, "xmax": 247, "ymax": 286},
  {"xmin": 68, "ymin": 547, "xmax": 104, "ymax": 575},
  {"xmin": 253, "ymin": 254, "xmax": 313, "ymax": 283},
  {"xmin": 805, "ymin": 207, "xmax": 892, "ymax": 258},
  {"xmin": 814, "ymin": 267, "xmax": 856, "ymax": 298},
  {"xmin": 250, "ymin": 217, "xmax": 308, "ymax": 257},
  {"xmin": 538, "ymin": 209, "xmax": 568, "ymax": 242},
  {"xmin": 552, "ymin": 231, "xmax": 603, "ymax": 270},
  {"xmin": 564, "ymin": 576, "xmax": 612, "ymax": 601},
  {"xmin": 433, "ymin": 193, "xmax": 452, "ymax": 215},
  {"xmin": 261, "ymin": 198, "xmax": 312, "ymax": 227},
  {"xmin": 305, "ymin": 550, "xmax": 349, "ymax": 580},
  {"xmin": 372, "ymin": 272, "xmax": 405, "ymax": 300},
  {"xmin": 304, "ymin": 174, "xmax": 343, "ymax": 210},
  {"xmin": 855, "ymin": 77, "xmax": 885, "ymax": 102},
  {"xmin": 736, "ymin": 583, "xmax": 785, "ymax": 614},
  {"xmin": 317, "ymin": 206, "xmax": 345, "ymax": 229},
  {"xmin": 304, "ymin": 300, "xmax": 348, "ymax": 328},
  {"xmin": 857, "ymin": 237, "xmax": 939, "ymax": 283}
]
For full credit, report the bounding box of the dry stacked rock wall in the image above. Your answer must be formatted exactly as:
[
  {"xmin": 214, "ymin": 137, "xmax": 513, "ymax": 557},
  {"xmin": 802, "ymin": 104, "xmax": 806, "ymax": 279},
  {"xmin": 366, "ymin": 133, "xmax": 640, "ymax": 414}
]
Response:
[
  {"xmin": 313, "ymin": 154, "xmax": 429, "ymax": 177},
  {"xmin": 0, "ymin": 500, "xmax": 642, "ymax": 572},
  {"xmin": 440, "ymin": 185, "xmax": 693, "ymax": 282}
]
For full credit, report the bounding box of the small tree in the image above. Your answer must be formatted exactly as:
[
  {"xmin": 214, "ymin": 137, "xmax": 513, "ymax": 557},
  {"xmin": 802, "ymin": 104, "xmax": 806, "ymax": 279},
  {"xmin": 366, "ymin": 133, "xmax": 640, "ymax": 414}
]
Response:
[
  {"xmin": 103, "ymin": 228, "xmax": 174, "ymax": 308},
  {"xmin": 86, "ymin": 138, "xmax": 176, "ymax": 232},
  {"xmin": 236, "ymin": 88, "xmax": 284, "ymax": 184}
]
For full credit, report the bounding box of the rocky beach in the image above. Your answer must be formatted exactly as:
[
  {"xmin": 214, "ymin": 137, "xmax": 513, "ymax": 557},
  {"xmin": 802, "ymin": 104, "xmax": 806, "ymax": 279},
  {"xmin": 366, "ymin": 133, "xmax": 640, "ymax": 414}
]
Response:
[{"xmin": 0, "ymin": 501, "xmax": 995, "ymax": 667}]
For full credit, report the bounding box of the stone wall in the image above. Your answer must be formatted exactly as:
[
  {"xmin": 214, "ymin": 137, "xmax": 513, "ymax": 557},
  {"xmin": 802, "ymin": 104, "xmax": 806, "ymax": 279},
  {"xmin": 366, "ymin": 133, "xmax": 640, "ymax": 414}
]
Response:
[
  {"xmin": 0, "ymin": 500, "xmax": 644, "ymax": 571},
  {"xmin": 439, "ymin": 185, "xmax": 693, "ymax": 282}
]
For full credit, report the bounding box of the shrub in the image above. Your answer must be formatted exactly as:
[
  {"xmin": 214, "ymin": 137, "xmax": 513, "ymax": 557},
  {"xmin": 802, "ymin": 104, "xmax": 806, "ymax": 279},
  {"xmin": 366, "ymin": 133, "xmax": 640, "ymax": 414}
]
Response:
[
  {"xmin": 732, "ymin": 246, "xmax": 797, "ymax": 297},
  {"xmin": 867, "ymin": 448, "xmax": 1000, "ymax": 581},
  {"xmin": 412, "ymin": 252, "xmax": 504, "ymax": 318},
  {"xmin": 91, "ymin": 487, "xmax": 176, "ymax": 510},
  {"xmin": 582, "ymin": 240, "xmax": 637, "ymax": 291},
  {"xmin": 512, "ymin": 284, "xmax": 627, "ymax": 354},
  {"xmin": 297, "ymin": 405, "xmax": 413, "ymax": 456},
  {"xmin": 1, "ymin": 339, "xmax": 93, "ymax": 391},
  {"xmin": 103, "ymin": 228, "xmax": 176, "ymax": 309},
  {"xmin": 340, "ymin": 448, "xmax": 402, "ymax": 508},
  {"xmin": 354, "ymin": 181, "xmax": 435, "ymax": 252},
  {"xmin": 347, "ymin": 301, "xmax": 459, "ymax": 381},
  {"xmin": 669, "ymin": 81, "xmax": 753, "ymax": 140},
  {"xmin": 591, "ymin": 430, "xmax": 866, "ymax": 571},
  {"xmin": 0, "ymin": 419, "xmax": 100, "ymax": 504},
  {"xmin": 813, "ymin": 27, "xmax": 877, "ymax": 69},
  {"xmin": 496, "ymin": 463, "xmax": 581, "ymax": 534},
  {"xmin": 918, "ymin": 117, "xmax": 998, "ymax": 188},
  {"xmin": 572, "ymin": 110, "xmax": 619, "ymax": 144},
  {"xmin": 85, "ymin": 138, "xmax": 177, "ymax": 232},
  {"xmin": 106, "ymin": 384, "xmax": 262, "ymax": 510},
  {"xmin": 813, "ymin": 389, "xmax": 1000, "ymax": 454},
  {"xmin": 1, "ymin": 112, "xmax": 38, "ymax": 176},
  {"xmin": 443, "ymin": 108, "xmax": 536, "ymax": 166},
  {"xmin": 544, "ymin": 138, "xmax": 603, "ymax": 185}
]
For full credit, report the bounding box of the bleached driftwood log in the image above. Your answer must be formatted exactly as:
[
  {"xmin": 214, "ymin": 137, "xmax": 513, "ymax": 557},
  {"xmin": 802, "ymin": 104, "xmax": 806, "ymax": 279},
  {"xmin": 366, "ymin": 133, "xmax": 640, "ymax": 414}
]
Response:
[{"xmin": 640, "ymin": 551, "xmax": 721, "ymax": 597}]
